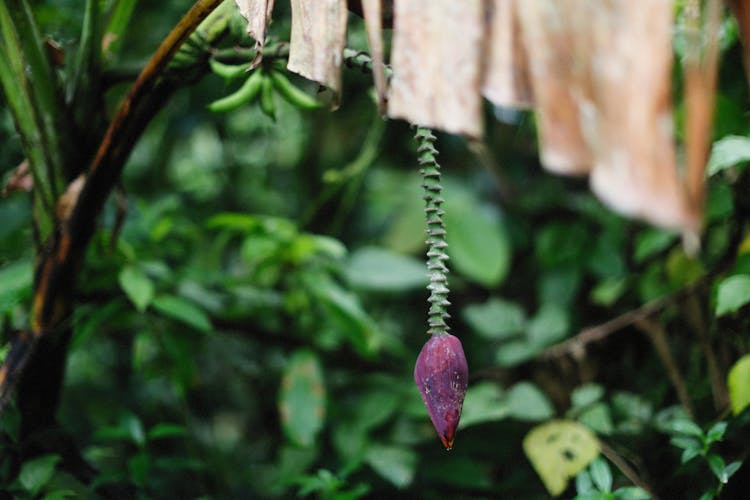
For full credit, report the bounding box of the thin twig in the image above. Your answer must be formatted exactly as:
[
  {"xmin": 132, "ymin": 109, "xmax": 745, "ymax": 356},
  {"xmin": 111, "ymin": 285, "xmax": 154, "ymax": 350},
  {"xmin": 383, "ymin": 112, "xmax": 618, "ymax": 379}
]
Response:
[
  {"xmin": 683, "ymin": 294, "xmax": 729, "ymax": 410},
  {"xmin": 600, "ymin": 440, "xmax": 660, "ymax": 500},
  {"xmin": 635, "ymin": 317, "xmax": 695, "ymax": 419},
  {"xmin": 541, "ymin": 280, "xmax": 707, "ymax": 360}
]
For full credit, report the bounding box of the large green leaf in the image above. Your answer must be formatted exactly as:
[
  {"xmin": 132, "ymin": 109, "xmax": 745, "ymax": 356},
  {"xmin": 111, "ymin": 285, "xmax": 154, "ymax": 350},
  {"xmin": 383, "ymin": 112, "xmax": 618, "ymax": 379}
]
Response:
[
  {"xmin": 523, "ymin": 420, "xmax": 600, "ymax": 496},
  {"xmin": 506, "ymin": 382, "xmax": 555, "ymax": 421},
  {"xmin": 715, "ymin": 275, "xmax": 750, "ymax": 316},
  {"xmin": 527, "ymin": 303, "xmax": 569, "ymax": 347},
  {"xmin": 728, "ymin": 354, "xmax": 750, "ymax": 415},
  {"xmin": 345, "ymin": 247, "xmax": 427, "ymax": 291},
  {"xmin": 119, "ymin": 265, "xmax": 155, "ymax": 312},
  {"xmin": 462, "ymin": 298, "xmax": 525, "ymax": 340},
  {"xmin": 364, "ymin": 444, "xmax": 417, "ymax": 489},
  {"xmin": 278, "ymin": 349, "xmax": 326, "ymax": 447},
  {"xmin": 707, "ymin": 135, "xmax": 750, "ymax": 176},
  {"xmin": 152, "ymin": 294, "xmax": 212, "ymax": 332},
  {"xmin": 444, "ymin": 187, "xmax": 510, "ymax": 288},
  {"xmin": 0, "ymin": 259, "xmax": 32, "ymax": 312},
  {"xmin": 459, "ymin": 381, "xmax": 508, "ymax": 428},
  {"xmin": 19, "ymin": 454, "xmax": 61, "ymax": 496}
]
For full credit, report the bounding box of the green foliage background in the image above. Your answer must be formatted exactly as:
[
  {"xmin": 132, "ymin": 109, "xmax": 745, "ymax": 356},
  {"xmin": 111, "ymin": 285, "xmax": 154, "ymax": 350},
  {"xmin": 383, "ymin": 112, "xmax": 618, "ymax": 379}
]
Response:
[{"xmin": 2, "ymin": 1, "xmax": 750, "ymax": 498}]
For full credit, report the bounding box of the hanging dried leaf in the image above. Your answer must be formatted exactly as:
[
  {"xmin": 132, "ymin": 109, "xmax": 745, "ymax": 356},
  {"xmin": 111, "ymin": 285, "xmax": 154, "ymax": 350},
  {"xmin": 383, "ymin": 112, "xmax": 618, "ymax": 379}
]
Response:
[
  {"xmin": 2, "ymin": 160, "xmax": 33, "ymax": 197},
  {"xmin": 516, "ymin": 1, "xmax": 592, "ymax": 173},
  {"xmin": 482, "ymin": 0, "xmax": 533, "ymax": 109},
  {"xmin": 234, "ymin": 0, "xmax": 275, "ymax": 68},
  {"xmin": 287, "ymin": 0, "xmax": 348, "ymax": 107},
  {"xmin": 683, "ymin": 0, "xmax": 721, "ymax": 232},
  {"xmin": 388, "ymin": 0, "xmax": 484, "ymax": 137},
  {"xmin": 361, "ymin": 0, "xmax": 388, "ymax": 114},
  {"xmin": 579, "ymin": 1, "xmax": 696, "ymax": 231}
]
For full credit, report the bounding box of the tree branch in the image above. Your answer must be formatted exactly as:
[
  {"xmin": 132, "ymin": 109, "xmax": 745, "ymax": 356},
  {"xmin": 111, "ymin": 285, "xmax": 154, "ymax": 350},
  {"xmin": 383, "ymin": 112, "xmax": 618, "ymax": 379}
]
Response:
[{"xmin": 541, "ymin": 280, "xmax": 707, "ymax": 360}]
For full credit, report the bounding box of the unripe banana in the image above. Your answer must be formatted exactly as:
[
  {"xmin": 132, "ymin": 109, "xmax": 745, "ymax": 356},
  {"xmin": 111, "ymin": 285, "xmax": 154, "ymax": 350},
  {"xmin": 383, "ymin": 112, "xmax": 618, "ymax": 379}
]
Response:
[
  {"xmin": 209, "ymin": 59, "xmax": 249, "ymax": 82},
  {"xmin": 269, "ymin": 69, "xmax": 322, "ymax": 110},
  {"xmin": 207, "ymin": 69, "xmax": 263, "ymax": 113},
  {"xmin": 259, "ymin": 74, "xmax": 276, "ymax": 120}
]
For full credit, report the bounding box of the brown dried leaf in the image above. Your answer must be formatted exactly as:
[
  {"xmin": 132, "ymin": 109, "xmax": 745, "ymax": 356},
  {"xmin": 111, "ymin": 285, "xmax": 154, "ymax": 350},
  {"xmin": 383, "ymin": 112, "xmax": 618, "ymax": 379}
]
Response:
[
  {"xmin": 287, "ymin": 0, "xmax": 348, "ymax": 107},
  {"xmin": 516, "ymin": 1, "xmax": 592, "ymax": 173},
  {"xmin": 361, "ymin": 0, "xmax": 388, "ymax": 114},
  {"xmin": 482, "ymin": 0, "xmax": 533, "ymax": 109},
  {"xmin": 56, "ymin": 174, "xmax": 85, "ymax": 222},
  {"xmin": 578, "ymin": 1, "xmax": 696, "ymax": 231},
  {"xmin": 388, "ymin": 0, "xmax": 484, "ymax": 137},
  {"xmin": 2, "ymin": 160, "xmax": 33, "ymax": 197},
  {"xmin": 683, "ymin": 0, "xmax": 721, "ymax": 229},
  {"xmin": 235, "ymin": 0, "xmax": 275, "ymax": 68}
]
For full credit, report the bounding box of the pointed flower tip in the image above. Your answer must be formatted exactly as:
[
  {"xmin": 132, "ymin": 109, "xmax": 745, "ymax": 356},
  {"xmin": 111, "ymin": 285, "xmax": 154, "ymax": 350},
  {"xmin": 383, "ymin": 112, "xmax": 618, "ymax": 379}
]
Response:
[{"xmin": 414, "ymin": 333, "xmax": 468, "ymax": 449}]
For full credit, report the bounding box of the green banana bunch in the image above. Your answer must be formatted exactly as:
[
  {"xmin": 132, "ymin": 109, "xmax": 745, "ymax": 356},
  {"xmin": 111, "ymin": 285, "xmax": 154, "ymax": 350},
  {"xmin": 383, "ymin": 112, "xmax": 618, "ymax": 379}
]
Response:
[{"xmin": 207, "ymin": 65, "xmax": 323, "ymax": 116}]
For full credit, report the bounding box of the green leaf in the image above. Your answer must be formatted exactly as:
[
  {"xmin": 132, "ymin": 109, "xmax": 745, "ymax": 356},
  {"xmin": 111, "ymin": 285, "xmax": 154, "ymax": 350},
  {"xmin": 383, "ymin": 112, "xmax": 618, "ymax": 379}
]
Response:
[
  {"xmin": 0, "ymin": 259, "xmax": 32, "ymax": 311},
  {"xmin": 578, "ymin": 403, "xmax": 614, "ymax": 435},
  {"xmin": 576, "ymin": 469, "xmax": 595, "ymax": 494},
  {"xmin": 345, "ymin": 247, "xmax": 427, "ymax": 291},
  {"xmin": 523, "ymin": 420, "xmax": 600, "ymax": 496},
  {"xmin": 681, "ymin": 445, "xmax": 702, "ymax": 464},
  {"xmin": 715, "ymin": 275, "xmax": 750, "ymax": 316},
  {"xmin": 707, "ymin": 135, "xmax": 750, "ymax": 176},
  {"xmin": 128, "ymin": 451, "xmax": 150, "ymax": 486},
  {"xmin": 364, "ymin": 445, "xmax": 416, "ymax": 489},
  {"xmin": 724, "ymin": 461, "xmax": 742, "ymax": 481},
  {"xmin": 706, "ymin": 422, "xmax": 728, "ymax": 444},
  {"xmin": 279, "ymin": 349, "xmax": 326, "ymax": 447},
  {"xmin": 634, "ymin": 229, "xmax": 678, "ymax": 263},
  {"xmin": 462, "ymin": 298, "xmax": 526, "ymax": 340},
  {"xmin": 667, "ymin": 419, "xmax": 704, "ymax": 438},
  {"xmin": 590, "ymin": 278, "xmax": 627, "ymax": 307},
  {"xmin": 147, "ymin": 423, "xmax": 188, "ymax": 440},
  {"xmin": 459, "ymin": 381, "xmax": 508, "ymax": 428},
  {"xmin": 572, "ymin": 384, "xmax": 605, "ymax": 409},
  {"xmin": 506, "ymin": 382, "xmax": 555, "ymax": 421},
  {"xmin": 304, "ymin": 275, "xmax": 378, "ymax": 355},
  {"xmin": 614, "ymin": 487, "xmax": 651, "ymax": 500},
  {"xmin": 152, "ymin": 294, "xmax": 212, "ymax": 332},
  {"xmin": 495, "ymin": 340, "xmax": 538, "ymax": 367},
  {"xmin": 119, "ymin": 265, "xmax": 155, "ymax": 312},
  {"xmin": 728, "ymin": 354, "xmax": 750, "ymax": 415},
  {"xmin": 535, "ymin": 223, "xmax": 588, "ymax": 269},
  {"xmin": 19, "ymin": 454, "xmax": 61, "ymax": 495},
  {"xmin": 707, "ymin": 453, "xmax": 727, "ymax": 483},
  {"xmin": 527, "ymin": 303, "xmax": 569, "ymax": 346},
  {"xmin": 589, "ymin": 457, "xmax": 613, "ymax": 493},
  {"xmin": 444, "ymin": 187, "xmax": 510, "ymax": 288}
]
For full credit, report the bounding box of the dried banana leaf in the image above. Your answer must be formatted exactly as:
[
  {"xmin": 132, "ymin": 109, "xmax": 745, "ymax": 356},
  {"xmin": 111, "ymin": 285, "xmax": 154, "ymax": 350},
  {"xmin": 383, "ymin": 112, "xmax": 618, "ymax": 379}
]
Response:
[
  {"xmin": 388, "ymin": 0, "xmax": 484, "ymax": 137},
  {"xmin": 234, "ymin": 0, "xmax": 275, "ymax": 68},
  {"xmin": 482, "ymin": 0, "xmax": 533, "ymax": 109},
  {"xmin": 287, "ymin": 0, "xmax": 348, "ymax": 106}
]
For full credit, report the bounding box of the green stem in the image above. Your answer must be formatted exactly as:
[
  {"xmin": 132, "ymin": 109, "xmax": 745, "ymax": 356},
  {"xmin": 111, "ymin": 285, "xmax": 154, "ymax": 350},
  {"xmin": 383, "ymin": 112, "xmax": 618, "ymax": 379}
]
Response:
[{"xmin": 416, "ymin": 127, "xmax": 450, "ymax": 336}]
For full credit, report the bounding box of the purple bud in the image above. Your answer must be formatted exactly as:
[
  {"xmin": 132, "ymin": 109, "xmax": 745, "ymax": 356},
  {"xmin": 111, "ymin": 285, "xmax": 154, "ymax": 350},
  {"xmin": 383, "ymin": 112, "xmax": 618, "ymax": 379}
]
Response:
[{"xmin": 414, "ymin": 333, "xmax": 468, "ymax": 450}]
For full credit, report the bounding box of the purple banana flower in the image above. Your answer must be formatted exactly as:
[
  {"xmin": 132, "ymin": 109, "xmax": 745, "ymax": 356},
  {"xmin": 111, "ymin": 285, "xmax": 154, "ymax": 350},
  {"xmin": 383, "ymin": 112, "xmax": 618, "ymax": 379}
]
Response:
[{"xmin": 414, "ymin": 333, "xmax": 468, "ymax": 450}]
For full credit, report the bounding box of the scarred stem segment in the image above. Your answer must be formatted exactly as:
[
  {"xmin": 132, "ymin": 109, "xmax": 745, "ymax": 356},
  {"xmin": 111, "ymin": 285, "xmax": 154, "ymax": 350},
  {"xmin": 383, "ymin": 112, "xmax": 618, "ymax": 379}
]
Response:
[{"xmin": 416, "ymin": 127, "xmax": 450, "ymax": 336}]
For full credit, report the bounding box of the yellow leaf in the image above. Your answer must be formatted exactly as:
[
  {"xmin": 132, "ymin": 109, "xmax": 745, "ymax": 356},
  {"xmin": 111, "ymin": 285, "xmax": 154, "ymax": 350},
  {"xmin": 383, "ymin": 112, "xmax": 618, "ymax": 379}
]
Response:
[
  {"xmin": 523, "ymin": 419, "xmax": 600, "ymax": 496},
  {"xmin": 728, "ymin": 354, "xmax": 750, "ymax": 415}
]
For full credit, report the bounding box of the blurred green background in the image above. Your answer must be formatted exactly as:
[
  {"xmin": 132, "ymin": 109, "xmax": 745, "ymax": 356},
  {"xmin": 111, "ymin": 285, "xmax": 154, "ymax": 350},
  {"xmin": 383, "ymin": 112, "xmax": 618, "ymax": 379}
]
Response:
[{"xmin": 2, "ymin": 1, "xmax": 750, "ymax": 498}]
